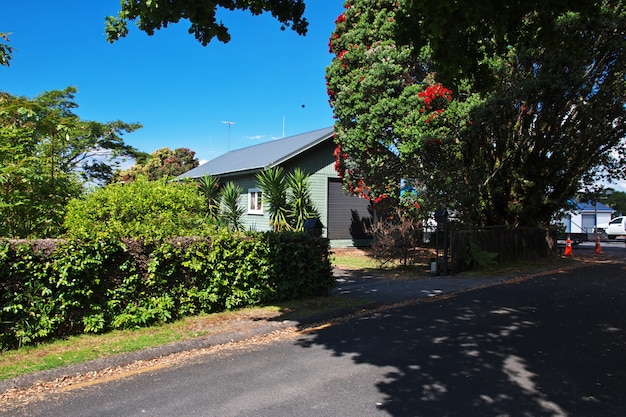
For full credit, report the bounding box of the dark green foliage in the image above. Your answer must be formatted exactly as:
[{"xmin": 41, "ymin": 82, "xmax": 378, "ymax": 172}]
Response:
[
  {"xmin": 197, "ymin": 174, "xmax": 221, "ymax": 220},
  {"xmin": 64, "ymin": 176, "xmax": 210, "ymax": 241},
  {"xmin": 0, "ymin": 32, "xmax": 12, "ymax": 66},
  {"xmin": 287, "ymin": 168, "xmax": 319, "ymax": 231},
  {"xmin": 256, "ymin": 166, "xmax": 318, "ymax": 232},
  {"xmin": 463, "ymin": 240, "xmax": 499, "ymax": 270},
  {"xmin": 105, "ymin": 0, "xmax": 308, "ymax": 46},
  {"xmin": 0, "ymin": 232, "xmax": 333, "ymax": 350},
  {"xmin": 604, "ymin": 190, "xmax": 626, "ymax": 217},
  {"xmin": 257, "ymin": 166, "xmax": 290, "ymax": 231},
  {"xmin": 328, "ymin": 0, "xmax": 625, "ymax": 227},
  {"xmin": 264, "ymin": 232, "xmax": 334, "ymax": 299}
]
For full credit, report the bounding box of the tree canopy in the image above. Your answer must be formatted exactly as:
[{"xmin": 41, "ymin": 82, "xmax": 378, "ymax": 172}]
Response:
[
  {"xmin": 0, "ymin": 32, "xmax": 12, "ymax": 66},
  {"xmin": 327, "ymin": 0, "xmax": 426, "ymax": 212},
  {"xmin": 105, "ymin": 0, "xmax": 308, "ymax": 45},
  {"xmin": 0, "ymin": 87, "xmax": 141, "ymax": 237},
  {"xmin": 327, "ymin": 0, "xmax": 626, "ymax": 227},
  {"xmin": 112, "ymin": 147, "xmax": 199, "ymax": 183},
  {"xmin": 397, "ymin": 0, "xmax": 606, "ymax": 91},
  {"xmin": 604, "ymin": 190, "xmax": 626, "ymax": 216}
]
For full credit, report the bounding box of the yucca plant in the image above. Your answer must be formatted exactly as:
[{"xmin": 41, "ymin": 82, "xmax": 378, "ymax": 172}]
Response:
[
  {"xmin": 256, "ymin": 166, "xmax": 290, "ymax": 232},
  {"xmin": 219, "ymin": 181, "xmax": 245, "ymax": 231},
  {"xmin": 287, "ymin": 168, "xmax": 318, "ymax": 232},
  {"xmin": 197, "ymin": 174, "xmax": 220, "ymax": 221}
]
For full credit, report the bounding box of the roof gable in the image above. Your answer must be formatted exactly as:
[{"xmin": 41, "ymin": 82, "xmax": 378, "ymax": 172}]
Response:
[{"xmin": 178, "ymin": 127, "xmax": 334, "ymax": 179}]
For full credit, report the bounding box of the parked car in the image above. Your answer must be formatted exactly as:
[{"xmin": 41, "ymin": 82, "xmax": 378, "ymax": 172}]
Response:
[{"xmin": 598, "ymin": 216, "xmax": 626, "ymax": 239}]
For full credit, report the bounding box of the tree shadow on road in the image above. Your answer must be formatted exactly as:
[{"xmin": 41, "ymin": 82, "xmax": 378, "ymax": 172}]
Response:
[{"xmin": 295, "ymin": 264, "xmax": 626, "ymax": 416}]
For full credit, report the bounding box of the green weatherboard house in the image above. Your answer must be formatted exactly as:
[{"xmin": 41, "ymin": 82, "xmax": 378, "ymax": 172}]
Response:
[{"xmin": 177, "ymin": 127, "xmax": 372, "ymax": 247}]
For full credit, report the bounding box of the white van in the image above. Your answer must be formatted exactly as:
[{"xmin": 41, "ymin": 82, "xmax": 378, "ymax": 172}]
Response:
[{"xmin": 599, "ymin": 216, "xmax": 626, "ymax": 239}]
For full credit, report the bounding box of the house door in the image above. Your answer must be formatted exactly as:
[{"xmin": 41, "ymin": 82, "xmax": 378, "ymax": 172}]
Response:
[
  {"xmin": 581, "ymin": 213, "xmax": 596, "ymax": 233},
  {"xmin": 327, "ymin": 178, "xmax": 372, "ymax": 242}
]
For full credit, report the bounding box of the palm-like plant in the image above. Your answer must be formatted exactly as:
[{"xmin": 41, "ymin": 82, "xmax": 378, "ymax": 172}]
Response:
[
  {"xmin": 219, "ymin": 181, "xmax": 245, "ymax": 231},
  {"xmin": 197, "ymin": 174, "xmax": 220, "ymax": 221},
  {"xmin": 287, "ymin": 168, "xmax": 318, "ymax": 232},
  {"xmin": 256, "ymin": 166, "xmax": 290, "ymax": 231}
]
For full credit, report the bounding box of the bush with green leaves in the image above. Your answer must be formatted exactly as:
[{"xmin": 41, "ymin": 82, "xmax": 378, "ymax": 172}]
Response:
[
  {"xmin": 0, "ymin": 232, "xmax": 333, "ymax": 350},
  {"xmin": 64, "ymin": 176, "xmax": 211, "ymax": 240}
]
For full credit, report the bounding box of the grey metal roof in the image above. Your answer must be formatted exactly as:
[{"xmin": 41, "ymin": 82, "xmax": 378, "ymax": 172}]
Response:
[{"xmin": 177, "ymin": 126, "xmax": 334, "ymax": 179}]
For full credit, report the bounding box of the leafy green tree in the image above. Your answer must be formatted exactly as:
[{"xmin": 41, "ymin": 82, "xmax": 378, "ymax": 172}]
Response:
[
  {"xmin": 327, "ymin": 0, "xmax": 430, "ymax": 212},
  {"xmin": 397, "ymin": 0, "xmax": 604, "ymax": 92},
  {"xmin": 604, "ymin": 189, "xmax": 626, "ymax": 217},
  {"xmin": 219, "ymin": 182, "xmax": 245, "ymax": 231},
  {"xmin": 0, "ymin": 88, "xmax": 141, "ymax": 237},
  {"xmin": 112, "ymin": 147, "xmax": 198, "ymax": 183},
  {"xmin": 105, "ymin": 0, "xmax": 308, "ymax": 46},
  {"xmin": 416, "ymin": 0, "xmax": 626, "ymax": 226},
  {"xmin": 64, "ymin": 176, "xmax": 209, "ymax": 240},
  {"xmin": 327, "ymin": 0, "xmax": 626, "ymax": 227}
]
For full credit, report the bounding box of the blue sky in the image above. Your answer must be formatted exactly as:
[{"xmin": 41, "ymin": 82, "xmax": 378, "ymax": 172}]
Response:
[{"xmin": 1, "ymin": 1, "xmax": 345, "ymax": 163}]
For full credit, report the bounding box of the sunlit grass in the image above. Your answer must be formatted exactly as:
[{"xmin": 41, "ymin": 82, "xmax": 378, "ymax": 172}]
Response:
[
  {"xmin": 331, "ymin": 247, "xmax": 432, "ymax": 279},
  {"xmin": 331, "ymin": 248, "xmax": 381, "ymax": 270},
  {"xmin": 0, "ymin": 297, "xmax": 364, "ymax": 382}
]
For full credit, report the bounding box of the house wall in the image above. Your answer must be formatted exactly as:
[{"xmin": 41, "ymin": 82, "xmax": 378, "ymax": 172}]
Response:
[
  {"xmin": 223, "ymin": 139, "xmax": 373, "ymax": 247},
  {"xmin": 283, "ymin": 140, "xmax": 339, "ymax": 238},
  {"xmin": 226, "ymin": 140, "xmax": 340, "ymax": 237},
  {"xmin": 236, "ymin": 176, "xmax": 272, "ymax": 233},
  {"xmin": 559, "ymin": 211, "xmax": 613, "ymax": 233}
]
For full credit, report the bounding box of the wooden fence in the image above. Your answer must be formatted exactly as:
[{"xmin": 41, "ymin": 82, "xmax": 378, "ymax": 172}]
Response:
[{"xmin": 448, "ymin": 226, "xmax": 557, "ymax": 271}]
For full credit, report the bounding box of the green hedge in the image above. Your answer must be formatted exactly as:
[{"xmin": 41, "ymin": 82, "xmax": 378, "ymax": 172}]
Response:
[{"xmin": 0, "ymin": 231, "xmax": 333, "ymax": 350}]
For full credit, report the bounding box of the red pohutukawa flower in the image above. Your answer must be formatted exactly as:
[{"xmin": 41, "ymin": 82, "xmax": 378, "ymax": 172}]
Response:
[{"xmin": 418, "ymin": 84, "xmax": 452, "ymax": 111}]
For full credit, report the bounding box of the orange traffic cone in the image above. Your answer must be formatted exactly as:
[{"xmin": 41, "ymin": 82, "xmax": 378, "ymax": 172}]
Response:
[
  {"xmin": 594, "ymin": 233, "xmax": 603, "ymax": 254},
  {"xmin": 563, "ymin": 235, "xmax": 573, "ymax": 256}
]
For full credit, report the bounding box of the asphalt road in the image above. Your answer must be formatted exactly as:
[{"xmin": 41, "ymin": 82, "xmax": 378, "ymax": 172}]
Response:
[{"xmin": 5, "ymin": 260, "xmax": 626, "ymax": 417}]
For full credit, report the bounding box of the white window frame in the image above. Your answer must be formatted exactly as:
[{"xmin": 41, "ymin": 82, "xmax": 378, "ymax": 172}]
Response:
[{"xmin": 248, "ymin": 188, "xmax": 263, "ymax": 214}]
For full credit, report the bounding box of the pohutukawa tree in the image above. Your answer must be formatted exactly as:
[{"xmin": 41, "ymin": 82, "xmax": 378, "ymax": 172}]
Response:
[
  {"xmin": 105, "ymin": 0, "xmax": 308, "ymax": 45},
  {"xmin": 327, "ymin": 0, "xmax": 433, "ymax": 214},
  {"xmin": 327, "ymin": 0, "xmax": 626, "ymax": 227},
  {"xmin": 111, "ymin": 147, "xmax": 199, "ymax": 183}
]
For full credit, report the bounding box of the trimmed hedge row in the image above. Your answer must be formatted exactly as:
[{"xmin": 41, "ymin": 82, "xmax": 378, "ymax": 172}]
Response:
[{"xmin": 0, "ymin": 231, "xmax": 334, "ymax": 350}]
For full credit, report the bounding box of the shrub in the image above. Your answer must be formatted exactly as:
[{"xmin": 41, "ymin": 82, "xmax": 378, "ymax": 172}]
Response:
[
  {"xmin": 0, "ymin": 232, "xmax": 334, "ymax": 350},
  {"xmin": 369, "ymin": 208, "xmax": 423, "ymax": 266},
  {"xmin": 64, "ymin": 176, "xmax": 211, "ymax": 240}
]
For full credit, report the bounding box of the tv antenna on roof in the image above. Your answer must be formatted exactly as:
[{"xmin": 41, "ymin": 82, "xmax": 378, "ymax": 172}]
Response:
[{"xmin": 222, "ymin": 121, "xmax": 235, "ymax": 151}]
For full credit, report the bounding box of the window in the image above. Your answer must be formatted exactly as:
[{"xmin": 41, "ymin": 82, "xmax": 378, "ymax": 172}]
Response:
[{"xmin": 248, "ymin": 188, "xmax": 263, "ymax": 214}]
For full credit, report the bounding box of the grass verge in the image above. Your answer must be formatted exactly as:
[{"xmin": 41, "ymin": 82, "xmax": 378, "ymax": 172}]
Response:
[
  {"xmin": 331, "ymin": 247, "xmax": 433, "ymax": 278},
  {"xmin": 0, "ymin": 296, "xmax": 365, "ymax": 382}
]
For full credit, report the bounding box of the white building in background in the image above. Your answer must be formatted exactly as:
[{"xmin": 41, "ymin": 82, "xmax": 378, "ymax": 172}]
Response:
[{"xmin": 558, "ymin": 200, "xmax": 614, "ymax": 235}]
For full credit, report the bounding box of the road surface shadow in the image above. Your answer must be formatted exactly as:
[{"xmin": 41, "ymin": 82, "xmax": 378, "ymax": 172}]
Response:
[{"xmin": 296, "ymin": 262, "xmax": 626, "ymax": 416}]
